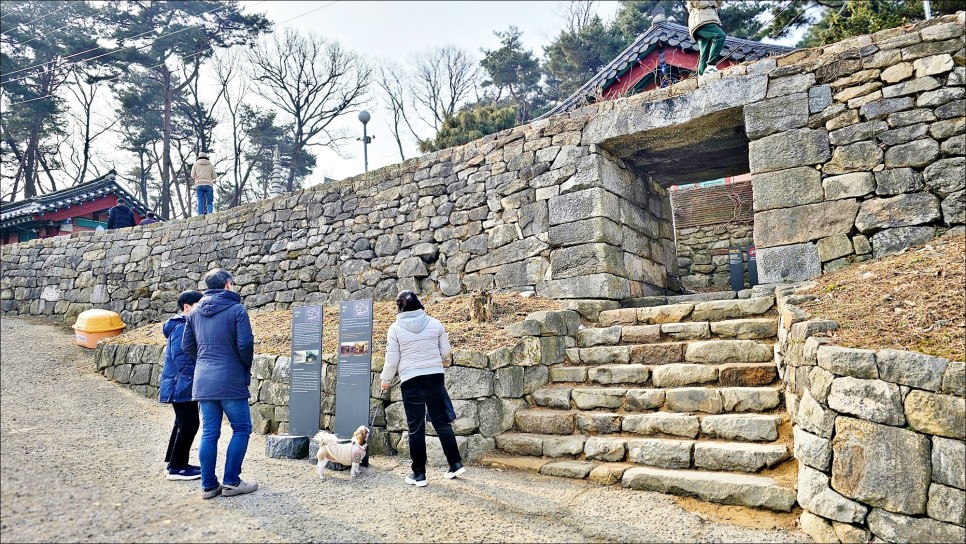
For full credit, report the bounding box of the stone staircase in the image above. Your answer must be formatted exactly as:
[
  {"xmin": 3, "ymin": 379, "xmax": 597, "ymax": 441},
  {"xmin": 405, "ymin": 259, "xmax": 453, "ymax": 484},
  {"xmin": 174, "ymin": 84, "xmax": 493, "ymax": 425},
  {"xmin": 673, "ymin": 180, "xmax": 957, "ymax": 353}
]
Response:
[{"xmin": 484, "ymin": 294, "xmax": 798, "ymax": 512}]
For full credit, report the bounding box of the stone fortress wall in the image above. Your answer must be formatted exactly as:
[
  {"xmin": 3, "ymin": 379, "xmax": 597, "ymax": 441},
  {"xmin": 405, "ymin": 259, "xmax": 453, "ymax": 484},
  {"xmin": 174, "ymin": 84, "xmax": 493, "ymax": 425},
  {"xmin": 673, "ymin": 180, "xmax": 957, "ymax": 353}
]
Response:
[
  {"xmin": 2, "ymin": 13, "xmax": 963, "ymax": 327},
  {"xmin": 776, "ymin": 285, "xmax": 964, "ymax": 542}
]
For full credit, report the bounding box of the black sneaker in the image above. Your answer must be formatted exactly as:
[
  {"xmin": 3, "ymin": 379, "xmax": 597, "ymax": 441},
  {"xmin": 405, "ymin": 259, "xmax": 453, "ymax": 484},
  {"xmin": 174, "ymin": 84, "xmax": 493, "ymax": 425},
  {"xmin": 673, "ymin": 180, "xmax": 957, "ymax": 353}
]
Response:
[
  {"xmin": 166, "ymin": 466, "xmax": 202, "ymax": 481},
  {"xmin": 445, "ymin": 462, "xmax": 466, "ymax": 479},
  {"xmin": 405, "ymin": 473, "xmax": 428, "ymax": 487}
]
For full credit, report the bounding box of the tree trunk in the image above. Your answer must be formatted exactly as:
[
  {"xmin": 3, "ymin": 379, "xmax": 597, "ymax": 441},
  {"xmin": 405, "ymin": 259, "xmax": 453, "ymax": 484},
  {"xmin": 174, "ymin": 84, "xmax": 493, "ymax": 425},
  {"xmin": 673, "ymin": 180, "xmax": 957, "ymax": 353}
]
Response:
[{"xmin": 160, "ymin": 70, "xmax": 173, "ymax": 219}]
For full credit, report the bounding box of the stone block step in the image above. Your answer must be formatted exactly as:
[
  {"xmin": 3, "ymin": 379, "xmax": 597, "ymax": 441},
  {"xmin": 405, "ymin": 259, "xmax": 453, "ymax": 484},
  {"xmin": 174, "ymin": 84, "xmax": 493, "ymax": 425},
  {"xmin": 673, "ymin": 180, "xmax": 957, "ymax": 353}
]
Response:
[
  {"xmin": 598, "ymin": 297, "xmax": 775, "ymax": 327},
  {"xmin": 480, "ymin": 455, "xmax": 794, "ymax": 512},
  {"xmin": 576, "ymin": 319, "xmax": 778, "ymax": 347},
  {"xmin": 568, "ymin": 340, "xmax": 774, "ymax": 366},
  {"xmin": 494, "ymin": 432, "xmax": 789, "ymax": 472},
  {"xmin": 550, "ymin": 363, "xmax": 778, "ymax": 388},
  {"xmin": 621, "ymin": 466, "xmax": 797, "ymax": 512},
  {"xmin": 523, "ymin": 385, "xmax": 782, "ymax": 415},
  {"xmin": 579, "ymin": 412, "xmax": 783, "ymax": 441}
]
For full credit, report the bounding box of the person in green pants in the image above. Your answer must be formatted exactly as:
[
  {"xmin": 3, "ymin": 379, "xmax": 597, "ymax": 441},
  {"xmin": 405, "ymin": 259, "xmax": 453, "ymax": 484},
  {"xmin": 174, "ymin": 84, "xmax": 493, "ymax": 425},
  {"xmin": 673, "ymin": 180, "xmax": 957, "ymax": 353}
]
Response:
[{"xmin": 688, "ymin": 0, "xmax": 727, "ymax": 75}]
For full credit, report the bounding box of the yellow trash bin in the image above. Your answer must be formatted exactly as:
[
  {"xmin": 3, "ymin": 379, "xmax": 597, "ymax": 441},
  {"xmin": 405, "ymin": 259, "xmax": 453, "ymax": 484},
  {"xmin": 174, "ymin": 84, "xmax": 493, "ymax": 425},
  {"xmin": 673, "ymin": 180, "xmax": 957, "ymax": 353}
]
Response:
[{"xmin": 73, "ymin": 309, "xmax": 126, "ymax": 349}]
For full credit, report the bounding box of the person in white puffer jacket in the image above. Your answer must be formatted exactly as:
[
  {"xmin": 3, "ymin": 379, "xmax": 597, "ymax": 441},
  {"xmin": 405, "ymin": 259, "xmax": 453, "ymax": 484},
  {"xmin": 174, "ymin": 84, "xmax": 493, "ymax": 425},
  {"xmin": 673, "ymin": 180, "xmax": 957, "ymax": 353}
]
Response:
[{"xmin": 380, "ymin": 290, "xmax": 464, "ymax": 487}]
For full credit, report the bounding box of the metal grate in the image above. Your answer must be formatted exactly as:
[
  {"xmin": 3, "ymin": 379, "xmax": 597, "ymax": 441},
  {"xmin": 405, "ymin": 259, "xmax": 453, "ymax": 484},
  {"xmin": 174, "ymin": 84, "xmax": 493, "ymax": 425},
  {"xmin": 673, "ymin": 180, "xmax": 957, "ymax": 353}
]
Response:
[{"xmin": 671, "ymin": 180, "xmax": 754, "ymax": 229}]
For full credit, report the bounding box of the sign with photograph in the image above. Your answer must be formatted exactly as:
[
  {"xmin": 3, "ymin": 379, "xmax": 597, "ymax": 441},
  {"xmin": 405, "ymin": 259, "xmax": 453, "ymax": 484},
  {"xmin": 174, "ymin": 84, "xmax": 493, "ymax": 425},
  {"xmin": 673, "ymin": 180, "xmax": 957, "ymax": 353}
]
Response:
[
  {"xmin": 289, "ymin": 305, "xmax": 323, "ymax": 437},
  {"xmin": 334, "ymin": 299, "xmax": 374, "ymax": 438}
]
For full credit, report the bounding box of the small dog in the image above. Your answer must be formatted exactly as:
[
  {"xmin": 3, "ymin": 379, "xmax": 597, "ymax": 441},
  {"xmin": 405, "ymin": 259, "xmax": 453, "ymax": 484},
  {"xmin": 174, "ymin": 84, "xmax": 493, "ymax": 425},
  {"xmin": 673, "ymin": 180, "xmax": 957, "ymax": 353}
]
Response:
[{"xmin": 315, "ymin": 426, "xmax": 369, "ymax": 480}]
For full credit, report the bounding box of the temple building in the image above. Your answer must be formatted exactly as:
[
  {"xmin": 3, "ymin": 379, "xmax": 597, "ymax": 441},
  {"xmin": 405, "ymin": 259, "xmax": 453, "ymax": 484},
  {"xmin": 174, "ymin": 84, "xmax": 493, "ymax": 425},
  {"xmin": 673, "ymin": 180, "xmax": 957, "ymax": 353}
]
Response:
[
  {"xmin": 0, "ymin": 171, "xmax": 155, "ymax": 244},
  {"xmin": 539, "ymin": 10, "xmax": 793, "ymax": 119}
]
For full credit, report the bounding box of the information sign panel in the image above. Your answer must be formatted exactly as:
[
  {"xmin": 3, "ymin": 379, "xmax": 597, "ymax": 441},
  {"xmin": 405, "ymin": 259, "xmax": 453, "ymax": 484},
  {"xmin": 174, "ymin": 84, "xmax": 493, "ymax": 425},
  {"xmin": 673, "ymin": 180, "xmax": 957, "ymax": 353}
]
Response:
[
  {"xmin": 334, "ymin": 299, "xmax": 373, "ymax": 438},
  {"xmin": 289, "ymin": 305, "xmax": 323, "ymax": 437}
]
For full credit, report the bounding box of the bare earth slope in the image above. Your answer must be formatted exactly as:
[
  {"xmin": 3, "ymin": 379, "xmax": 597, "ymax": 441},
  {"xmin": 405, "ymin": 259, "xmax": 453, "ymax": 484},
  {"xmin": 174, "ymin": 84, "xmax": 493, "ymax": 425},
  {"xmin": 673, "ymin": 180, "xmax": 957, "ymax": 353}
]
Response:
[{"xmin": 800, "ymin": 233, "xmax": 965, "ymax": 361}]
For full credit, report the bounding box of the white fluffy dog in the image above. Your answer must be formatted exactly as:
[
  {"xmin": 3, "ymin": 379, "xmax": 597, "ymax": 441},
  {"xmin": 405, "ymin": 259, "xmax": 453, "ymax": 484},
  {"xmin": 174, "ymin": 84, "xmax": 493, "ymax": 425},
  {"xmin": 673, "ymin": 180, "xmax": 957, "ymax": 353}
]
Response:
[{"xmin": 314, "ymin": 426, "xmax": 369, "ymax": 480}]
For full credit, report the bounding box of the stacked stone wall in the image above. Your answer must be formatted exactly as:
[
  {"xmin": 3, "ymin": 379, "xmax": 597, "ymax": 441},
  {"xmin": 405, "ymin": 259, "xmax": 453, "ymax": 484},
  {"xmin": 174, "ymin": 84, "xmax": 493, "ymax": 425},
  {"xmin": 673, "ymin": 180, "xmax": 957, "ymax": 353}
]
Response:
[
  {"xmin": 746, "ymin": 18, "xmax": 965, "ymax": 282},
  {"xmin": 2, "ymin": 13, "xmax": 964, "ymax": 325},
  {"xmin": 91, "ymin": 309, "xmax": 580, "ymax": 465},
  {"xmin": 775, "ymin": 285, "xmax": 965, "ymax": 543},
  {"xmin": 675, "ymin": 223, "xmax": 753, "ymax": 289}
]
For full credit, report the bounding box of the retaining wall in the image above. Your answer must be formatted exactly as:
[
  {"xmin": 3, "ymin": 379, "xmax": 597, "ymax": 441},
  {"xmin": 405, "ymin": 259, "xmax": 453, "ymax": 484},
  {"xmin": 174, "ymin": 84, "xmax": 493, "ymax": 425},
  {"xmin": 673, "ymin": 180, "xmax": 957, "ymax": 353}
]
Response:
[
  {"xmin": 775, "ymin": 285, "xmax": 965, "ymax": 543},
  {"xmin": 91, "ymin": 308, "xmax": 580, "ymax": 464},
  {"xmin": 675, "ymin": 222, "xmax": 754, "ymax": 289}
]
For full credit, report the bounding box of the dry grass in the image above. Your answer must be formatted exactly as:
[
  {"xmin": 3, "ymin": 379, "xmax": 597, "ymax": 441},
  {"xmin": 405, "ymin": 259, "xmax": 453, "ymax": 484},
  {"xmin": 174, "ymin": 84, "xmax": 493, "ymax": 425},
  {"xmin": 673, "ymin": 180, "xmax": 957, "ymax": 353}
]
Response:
[
  {"xmin": 106, "ymin": 293, "xmax": 560, "ymax": 356},
  {"xmin": 799, "ymin": 233, "xmax": 965, "ymax": 361}
]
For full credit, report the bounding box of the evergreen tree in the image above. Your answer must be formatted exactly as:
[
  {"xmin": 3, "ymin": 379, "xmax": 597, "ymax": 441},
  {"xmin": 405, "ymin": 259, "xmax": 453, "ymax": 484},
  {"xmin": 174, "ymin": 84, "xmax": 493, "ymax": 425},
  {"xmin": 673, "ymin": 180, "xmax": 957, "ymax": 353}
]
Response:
[
  {"xmin": 419, "ymin": 102, "xmax": 518, "ymax": 152},
  {"xmin": 481, "ymin": 27, "xmax": 547, "ymax": 123},
  {"xmin": 796, "ymin": 0, "xmax": 963, "ymax": 47}
]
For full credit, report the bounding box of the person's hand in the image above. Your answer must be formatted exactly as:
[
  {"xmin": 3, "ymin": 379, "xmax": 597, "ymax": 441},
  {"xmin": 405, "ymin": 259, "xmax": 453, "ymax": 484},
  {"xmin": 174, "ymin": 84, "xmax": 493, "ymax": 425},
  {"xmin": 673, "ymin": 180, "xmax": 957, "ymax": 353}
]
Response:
[{"xmin": 380, "ymin": 381, "xmax": 391, "ymax": 391}]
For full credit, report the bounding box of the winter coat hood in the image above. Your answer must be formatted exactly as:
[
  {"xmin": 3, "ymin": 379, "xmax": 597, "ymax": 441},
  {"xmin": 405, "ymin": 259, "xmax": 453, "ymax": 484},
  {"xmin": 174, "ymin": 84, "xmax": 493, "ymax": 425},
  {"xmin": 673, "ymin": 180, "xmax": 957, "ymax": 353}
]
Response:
[
  {"xmin": 163, "ymin": 314, "xmax": 186, "ymax": 337},
  {"xmin": 196, "ymin": 289, "xmax": 242, "ymax": 317},
  {"xmin": 396, "ymin": 309, "xmax": 431, "ymax": 334}
]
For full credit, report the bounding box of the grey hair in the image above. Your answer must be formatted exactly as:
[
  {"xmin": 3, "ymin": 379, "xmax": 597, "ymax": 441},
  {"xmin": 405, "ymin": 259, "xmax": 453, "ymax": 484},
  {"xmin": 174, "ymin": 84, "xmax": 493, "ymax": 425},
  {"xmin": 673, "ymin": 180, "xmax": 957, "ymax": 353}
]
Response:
[{"xmin": 204, "ymin": 268, "xmax": 234, "ymax": 290}]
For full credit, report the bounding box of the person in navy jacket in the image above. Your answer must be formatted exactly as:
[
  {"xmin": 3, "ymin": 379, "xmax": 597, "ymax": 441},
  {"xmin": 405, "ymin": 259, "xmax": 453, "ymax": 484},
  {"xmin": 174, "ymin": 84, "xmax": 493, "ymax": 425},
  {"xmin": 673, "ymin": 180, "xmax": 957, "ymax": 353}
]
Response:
[
  {"xmin": 159, "ymin": 290, "xmax": 204, "ymax": 480},
  {"xmin": 182, "ymin": 268, "xmax": 257, "ymax": 499}
]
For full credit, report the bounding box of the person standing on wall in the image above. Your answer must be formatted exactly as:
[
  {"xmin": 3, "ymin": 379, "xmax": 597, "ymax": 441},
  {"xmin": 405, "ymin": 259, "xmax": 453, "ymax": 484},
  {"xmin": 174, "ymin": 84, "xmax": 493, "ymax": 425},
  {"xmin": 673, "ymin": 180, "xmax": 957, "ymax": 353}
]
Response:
[
  {"xmin": 687, "ymin": 0, "xmax": 727, "ymax": 76},
  {"xmin": 139, "ymin": 212, "xmax": 160, "ymax": 226},
  {"xmin": 380, "ymin": 290, "xmax": 464, "ymax": 488},
  {"xmin": 159, "ymin": 290, "xmax": 204, "ymax": 481},
  {"xmin": 106, "ymin": 198, "xmax": 136, "ymax": 229},
  {"xmin": 182, "ymin": 268, "xmax": 257, "ymax": 499},
  {"xmin": 191, "ymin": 151, "xmax": 216, "ymax": 216}
]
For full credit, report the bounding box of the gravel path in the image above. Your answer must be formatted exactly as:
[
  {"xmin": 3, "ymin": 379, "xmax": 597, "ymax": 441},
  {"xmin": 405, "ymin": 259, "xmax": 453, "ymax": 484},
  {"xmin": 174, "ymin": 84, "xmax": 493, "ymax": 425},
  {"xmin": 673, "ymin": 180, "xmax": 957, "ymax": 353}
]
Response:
[{"xmin": 1, "ymin": 317, "xmax": 809, "ymax": 543}]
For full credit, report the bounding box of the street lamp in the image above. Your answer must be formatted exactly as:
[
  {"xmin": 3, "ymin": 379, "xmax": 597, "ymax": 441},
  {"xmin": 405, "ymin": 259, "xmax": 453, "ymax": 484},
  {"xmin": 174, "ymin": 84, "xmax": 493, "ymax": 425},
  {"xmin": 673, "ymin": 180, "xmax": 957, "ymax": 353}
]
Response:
[{"xmin": 357, "ymin": 110, "xmax": 374, "ymax": 173}]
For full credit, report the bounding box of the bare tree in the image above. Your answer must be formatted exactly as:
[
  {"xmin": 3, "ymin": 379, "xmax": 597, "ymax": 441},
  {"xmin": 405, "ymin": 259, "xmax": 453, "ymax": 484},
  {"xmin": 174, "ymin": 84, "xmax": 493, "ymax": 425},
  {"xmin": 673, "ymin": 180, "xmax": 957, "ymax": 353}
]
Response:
[
  {"xmin": 64, "ymin": 73, "xmax": 117, "ymax": 184},
  {"xmin": 408, "ymin": 46, "xmax": 478, "ymax": 132},
  {"xmin": 213, "ymin": 49, "xmax": 250, "ymax": 207},
  {"xmin": 249, "ymin": 28, "xmax": 371, "ymax": 191},
  {"xmin": 561, "ymin": 0, "xmax": 597, "ymax": 33},
  {"xmin": 375, "ymin": 61, "xmax": 420, "ymax": 162}
]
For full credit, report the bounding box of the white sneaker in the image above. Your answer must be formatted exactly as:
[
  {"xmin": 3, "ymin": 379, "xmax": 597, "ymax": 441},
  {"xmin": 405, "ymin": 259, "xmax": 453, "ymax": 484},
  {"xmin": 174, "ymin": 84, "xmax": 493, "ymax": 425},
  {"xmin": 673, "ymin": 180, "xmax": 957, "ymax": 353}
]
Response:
[
  {"xmin": 405, "ymin": 473, "xmax": 428, "ymax": 487},
  {"xmin": 704, "ymin": 66, "xmax": 720, "ymax": 74}
]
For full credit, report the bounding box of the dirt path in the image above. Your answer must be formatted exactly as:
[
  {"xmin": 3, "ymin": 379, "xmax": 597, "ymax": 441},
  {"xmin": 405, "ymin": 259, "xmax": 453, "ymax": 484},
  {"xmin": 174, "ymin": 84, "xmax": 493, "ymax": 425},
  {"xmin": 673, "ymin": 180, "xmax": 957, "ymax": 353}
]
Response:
[{"xmin": 1, "ymin": 316, "xmax": 809, "ymax": 543}]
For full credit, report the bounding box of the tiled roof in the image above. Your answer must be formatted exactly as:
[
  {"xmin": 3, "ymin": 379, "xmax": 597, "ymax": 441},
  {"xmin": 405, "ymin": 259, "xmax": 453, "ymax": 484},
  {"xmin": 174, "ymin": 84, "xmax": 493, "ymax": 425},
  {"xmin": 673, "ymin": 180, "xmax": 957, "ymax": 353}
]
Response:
[
  {"xmin": 0, "ymin": 172, "xmax": 154, "ymax": 223},
  {"xmin": 538, "ymin": 21, "xmax": 795, "ymax": 120}
]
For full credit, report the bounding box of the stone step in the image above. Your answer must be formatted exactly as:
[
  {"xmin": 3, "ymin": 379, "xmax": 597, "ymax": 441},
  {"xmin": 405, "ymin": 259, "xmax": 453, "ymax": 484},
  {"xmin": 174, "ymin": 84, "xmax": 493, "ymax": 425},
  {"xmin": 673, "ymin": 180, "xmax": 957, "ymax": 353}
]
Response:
[
  {"xmin": 598, "ymin": 296, "xmax": 775, "ymax": 327},
  {"xmin": 478, "ymin": 455, "xmax": 795, "ymax": 512},
  {"xmin": 576, "ymin": 318, "xmax": 778, "ymax": 347},
  {"xmin": 526, "ymin": 385, "xmax": 782, "ymax": 415},
  {"xmin": 621, "ymin": 466, "xmax": 797, "ymax": 512},
  {"xmin": 549, "ymin": 363, "xmax": 778, "ymax": 388},
  {"xmin": 495, "ymin": 432, "xmax": 789, "ymax": 473},
  {"xmin": 568, "ymin": 339, "xmax": 774, "ymax": 366}
]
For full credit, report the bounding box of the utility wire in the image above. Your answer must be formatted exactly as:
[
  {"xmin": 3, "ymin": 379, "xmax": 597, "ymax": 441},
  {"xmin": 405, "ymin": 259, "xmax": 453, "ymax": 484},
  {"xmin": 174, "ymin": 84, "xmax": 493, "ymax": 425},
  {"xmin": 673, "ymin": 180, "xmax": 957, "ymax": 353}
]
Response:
[
  {"xmin": 5, "ymin": 0, "xmax": 340, "ymax": 107},
  {"xmin": 714, "ymin": 0, "xmax": 801, "ymax": 66},
  {"xmin": 0, "ymin": 1, "xmax": 73, "ymax": 36},
  {"xmin": 2, "ymin": 1, "xmax": 267, "ymax": 85}
]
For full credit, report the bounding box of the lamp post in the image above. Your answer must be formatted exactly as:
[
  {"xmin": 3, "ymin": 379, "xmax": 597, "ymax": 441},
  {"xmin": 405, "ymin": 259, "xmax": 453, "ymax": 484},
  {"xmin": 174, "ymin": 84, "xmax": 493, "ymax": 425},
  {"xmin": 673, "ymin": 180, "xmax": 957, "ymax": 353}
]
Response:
[{"xmin": 357, "ymin": 110, "xmax": 374, "ymax": 173}]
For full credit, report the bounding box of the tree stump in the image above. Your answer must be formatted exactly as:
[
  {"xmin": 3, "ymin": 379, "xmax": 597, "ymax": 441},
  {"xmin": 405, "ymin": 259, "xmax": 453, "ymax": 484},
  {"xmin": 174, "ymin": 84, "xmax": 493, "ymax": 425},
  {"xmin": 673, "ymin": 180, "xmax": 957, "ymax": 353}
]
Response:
[{"xmin": 470, "ymin": 290, "xmax": 493, "ymax": 323}]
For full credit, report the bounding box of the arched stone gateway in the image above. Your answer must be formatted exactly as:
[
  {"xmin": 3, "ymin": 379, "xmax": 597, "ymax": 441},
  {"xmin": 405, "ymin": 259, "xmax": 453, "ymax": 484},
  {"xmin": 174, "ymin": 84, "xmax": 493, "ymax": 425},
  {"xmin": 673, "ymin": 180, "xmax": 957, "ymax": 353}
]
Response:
[{"xmin": 2, "ymin": 13, "xmax": 964, "ymax": 328}]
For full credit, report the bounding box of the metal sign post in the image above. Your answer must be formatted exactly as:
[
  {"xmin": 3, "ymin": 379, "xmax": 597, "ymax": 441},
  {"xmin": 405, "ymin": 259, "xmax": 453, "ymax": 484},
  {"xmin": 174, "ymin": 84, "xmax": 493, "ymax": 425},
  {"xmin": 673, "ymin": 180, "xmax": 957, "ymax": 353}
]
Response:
[
  {"xmin": 334, "ymin": 299, "xmax": 374, "ymax": 438},
  {"xmin": 289, "ymin": 305, "xmax": 323, "ymax": 437},
  {"xmin": 747, "ymin": 245, "xmax": 759, "ymax": 287},
  {"xmin": 728, "ymin": 247, "xmax": 744, "ymax": 292}
]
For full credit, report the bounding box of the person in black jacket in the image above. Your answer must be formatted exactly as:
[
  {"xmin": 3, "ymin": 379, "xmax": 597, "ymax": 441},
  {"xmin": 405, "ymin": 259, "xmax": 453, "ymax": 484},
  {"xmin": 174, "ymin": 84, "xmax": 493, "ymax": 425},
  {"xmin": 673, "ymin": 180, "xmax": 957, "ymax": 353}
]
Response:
[
  {"xmin": 106, "ymin": 198, "xmax": 136, "ymax": 229},
  {"xmin": 182, "ymin": 268, "xmax": 257, "ymax": 499}
]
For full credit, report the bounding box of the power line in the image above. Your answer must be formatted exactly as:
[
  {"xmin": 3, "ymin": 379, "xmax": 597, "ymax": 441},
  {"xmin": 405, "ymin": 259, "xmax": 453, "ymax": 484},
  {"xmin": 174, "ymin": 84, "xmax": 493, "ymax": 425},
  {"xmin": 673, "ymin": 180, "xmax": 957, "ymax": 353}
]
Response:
[
  {"xmin": 0, "ymin": 1, "xmax": 73, "ymax": 36},
  {"xmin": 715, "ymin": 0, "xmax": 802, "ymax": 66},
  {"xmin": 2, "ymin": 1, "xmax": 267, "ymax": 86},
  {"xmin": 5, "ymin": 1, "xmax": 341, "ymax": 107}
]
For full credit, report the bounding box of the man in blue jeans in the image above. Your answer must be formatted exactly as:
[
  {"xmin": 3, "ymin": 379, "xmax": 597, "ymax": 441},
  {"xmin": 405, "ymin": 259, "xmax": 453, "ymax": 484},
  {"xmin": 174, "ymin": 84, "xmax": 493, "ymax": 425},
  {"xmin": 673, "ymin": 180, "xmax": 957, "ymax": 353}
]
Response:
[
  {"xmin": 190, "ymin": 151, "xmax": 216, "ymax": 215},
  {"xmin": 182, "ymin": 268, "xmax": 256, "ymax": 499}
]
